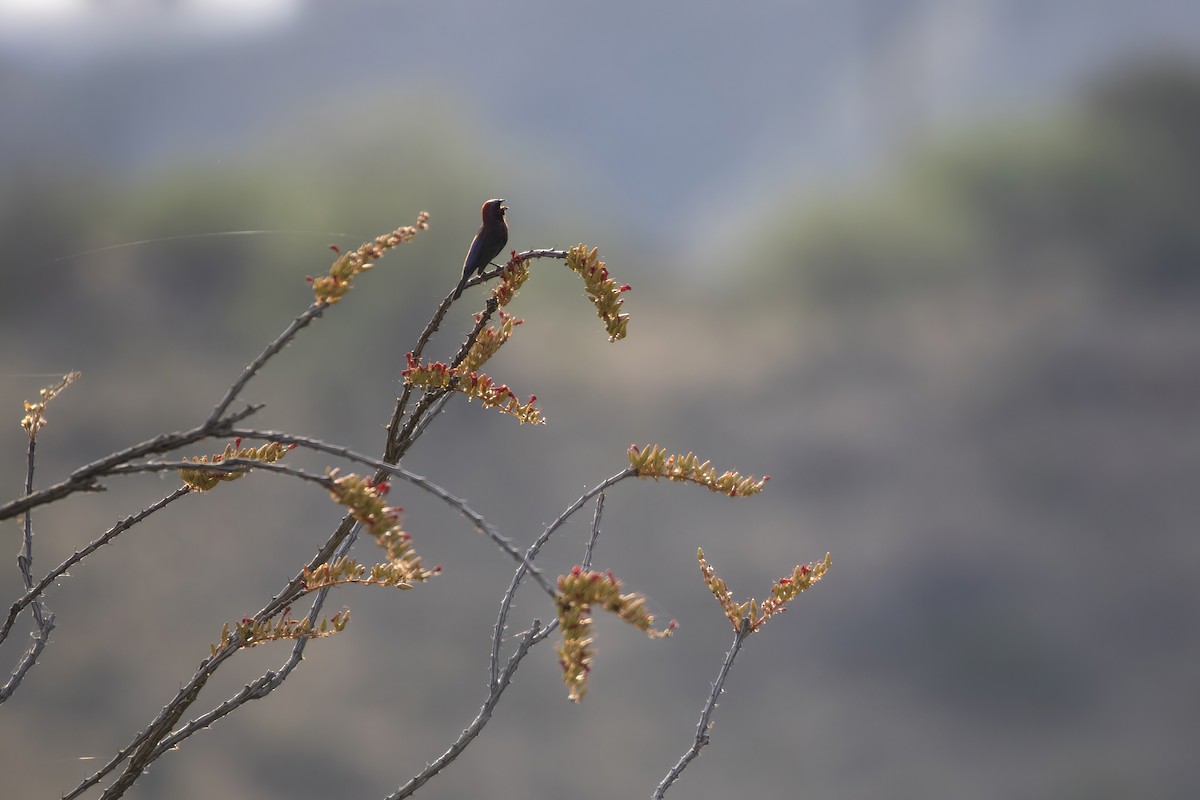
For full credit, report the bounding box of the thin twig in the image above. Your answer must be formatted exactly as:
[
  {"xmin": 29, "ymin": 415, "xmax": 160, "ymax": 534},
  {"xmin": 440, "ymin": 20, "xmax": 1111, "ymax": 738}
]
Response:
[
  {"xmin": 64, "ymin": 640, "xmax": 242, "ymax": 800},
  {"xmin": 0, "ymin": 612, "xmax": 54, "ymax": 703},
  {"xmin": 489, "ymin": 468, "xmax": 634, "ymax": 690},
  {"xmin": 18, "ymin": 438, "xmax": 47, "ymax": 626},
  {"xmin": 0, "ymin": 405, "xmax": 260, "ymax": 522},
  {"xmin": 583, "ymin": 492, "xmax": 606, "ymax": 570},
  {"xmin": 147, "ymin": 524, "xmax": 362, "ymax": 761},
  {"xmin": 1, "ymin": 487, "xmax": 189, "ymax": 647},
  {"xmin": 383, "ymin": 460, "xmax": 611, "ymax": 797},
  {"xmin": 386, "ymin": 294, "xmax": 500, "ymax": 464},
  {"xmin": 204, "ymin": 302, "xmax": 327, "ymax": 427},
  {"xmin": 108, "ymin": 458, "xmax": 335, "ymax": 490},
  {"xmin": 387, "ymin": 620, "xmax": 543, "ymax": 800},
  {"xmin": 63, "ymin": 494, "xmax": 351, "ymax": 799},
  {"xmin": 384, "ymin": 248, "xmax": 570, "ymax": 463},
  {"xmin": 65, "ymin": 521, "xmax": 361, "ymax": 799},
  {"xmin": 652, "ymin": 620, "xmax": 754, "ymax": 799},
  {"xmin": 1, "ymin": 437, "xmax": 57, "ymax": 703},
  {"xmin": 408, "ymin": 391, "xmax": 453, "ymax": 441},
  {"xmin": 255, "ymin": 511, "xmax": 359, "ymax": 623},
  {"xmin": 228, "ymin": 428, "xmax": 554, "ymax": 595},
  {"xmin": 385, "ymin": 290, "xmax": 458, "ymax": 456}
]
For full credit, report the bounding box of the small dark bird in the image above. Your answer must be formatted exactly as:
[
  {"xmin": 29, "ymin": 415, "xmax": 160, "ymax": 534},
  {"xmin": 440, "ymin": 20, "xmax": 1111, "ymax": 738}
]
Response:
[{"xmin": 452, "ymin": 199, "xmax": 509, "ymax": 300}]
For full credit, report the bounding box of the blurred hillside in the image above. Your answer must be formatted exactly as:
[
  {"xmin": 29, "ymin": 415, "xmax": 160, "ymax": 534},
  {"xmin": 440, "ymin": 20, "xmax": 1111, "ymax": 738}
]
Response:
[
  {"xmin": 744, "ymin": 64, "xmax": 1200, "ymax": 302},
  {"xmin": 2, "ymin": 44, "xmax": 1200, "ymax": 800},
  {"xmin": 5, "ymin": 0, "xmax": 1200, "ymax": 251}
]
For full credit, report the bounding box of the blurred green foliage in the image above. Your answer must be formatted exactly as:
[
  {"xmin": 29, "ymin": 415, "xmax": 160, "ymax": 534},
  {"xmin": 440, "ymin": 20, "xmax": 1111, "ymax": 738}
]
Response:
[{"xmin": 754, "ymin": 63, "xmax": 1200, "ymax": 304}]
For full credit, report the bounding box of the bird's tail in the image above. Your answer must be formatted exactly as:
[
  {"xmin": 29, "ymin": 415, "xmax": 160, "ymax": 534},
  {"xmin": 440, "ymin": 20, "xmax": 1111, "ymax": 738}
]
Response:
[{"xmin": 451, "ymin": 274, "xmax": 470, "ymax": 301}]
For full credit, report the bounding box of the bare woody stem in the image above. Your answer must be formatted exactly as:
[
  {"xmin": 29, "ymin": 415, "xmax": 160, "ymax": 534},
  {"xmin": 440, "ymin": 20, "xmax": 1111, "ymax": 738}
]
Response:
[
  {"xmin": 387, "ymin": 621, "xmax": 542, "ymax": 800},
  {"xmin": 144, "ymin": 523, "xmax": 361, "ymax": 764},
  {"xmin": 384, "ymin": 248, "xmax": 570, "ymax": 463},
  {"xmin": 107, "ymin": 458, "xmax": 336, "ymax": 490},
  {"xmin": 386, "ymin": 293, "xmax": 501, "ymax": 463},
  {"xmin": 388, "ymin": 474, "xmax": 612, "ymax": 798},
  {"xmin": 204, "ymin": 302, "xmax": 327, "ymax": 427},
  {"xmin": 1, "ymin": 438, "xmax": 56, "ymax": 703},
  {"xmin": 1, "ymin": 487, "xmax": 190, "ymax": 648},
  {"xmin": 0, "ymin": 404, "xmax": 260, "ymax": 522},
  {"xmin": 488, "ymin": 468, "xmax": 635, "ymax": 690},
  {"xmin": 653, "ymin": 620, "xmax": 754, "ymax": 799},
  {"xmin": 65, "ymin": 518, "xmax": 362, "ymax": 800},
  {"xmin": 228, "ymin": 428, "xmax": 554, "ymax": 594}
]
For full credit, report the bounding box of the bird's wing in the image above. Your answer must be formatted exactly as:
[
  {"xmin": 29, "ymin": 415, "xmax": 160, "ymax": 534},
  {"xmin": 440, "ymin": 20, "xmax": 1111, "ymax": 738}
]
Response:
[{"xmin": 461, "ymin": 228, "xmax": 486, "ymax": 275}]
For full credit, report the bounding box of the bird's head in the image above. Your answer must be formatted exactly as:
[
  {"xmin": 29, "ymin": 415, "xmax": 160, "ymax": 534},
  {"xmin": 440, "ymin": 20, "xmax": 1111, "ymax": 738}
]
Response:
[{"xmin": 482, "ymin": 198, "xmax": 507, "ymax": 222}]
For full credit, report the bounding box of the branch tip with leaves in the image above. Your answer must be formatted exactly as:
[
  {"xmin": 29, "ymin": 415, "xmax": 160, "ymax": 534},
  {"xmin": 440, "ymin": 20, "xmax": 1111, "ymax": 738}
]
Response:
[
  {"xmin": 698, "ymin": 547, "xmax": 831, "ymax": 632},
  {"xmin": 555, "ymin": 565, "xmax": 676, "ymax": 702},
  {"xmin": 629, "ymin": 444, "xmax": 769, "ymax": 497},
  {"xmin": 20, "ymin": 371, "xmax": 80, "ymax": 440},
  {"xmin": 310, "ymin": 211, "xmax": 430, "ymax": 304}
]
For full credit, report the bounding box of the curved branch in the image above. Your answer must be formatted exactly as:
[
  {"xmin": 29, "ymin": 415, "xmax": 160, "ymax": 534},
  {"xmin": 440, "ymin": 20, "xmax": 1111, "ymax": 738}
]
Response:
[
  {"xmin": 387, "ymin": 621, "xmax": 543, "ymax": 800},
  {"xmin": 228, "ymin": 428, "xmax": 554, "ymax": 595},
  {"xmin": 653, "ymin": 621, "xmax": 753, "ymax": 798},
  {"xmin": 1, "ymin": 487, "xmax": 190, "ymax": 648},
  {"xmin": 0, "ymin": 405, "xmax": 260, "ymax": 522},
  {"xmin": 384, "ymin": 248, "xmax": 570, "ymax": 462},
  {"xmin": 488, "ymin": 468, "xmax": 634, "ymax": 690},
  {"xmin": 204, "ymin": 302, "xmax": 327, "ymax": 426},
  {"xmin": 146, "ymin": 524, "xmax": 362, "ymax": 763}
]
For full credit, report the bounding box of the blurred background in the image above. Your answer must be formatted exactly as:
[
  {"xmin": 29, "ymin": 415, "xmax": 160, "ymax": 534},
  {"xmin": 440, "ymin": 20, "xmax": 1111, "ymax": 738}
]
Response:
[{"xmin": 2, "ymin": 1, "xmax": 1199, "ymax": 798}]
